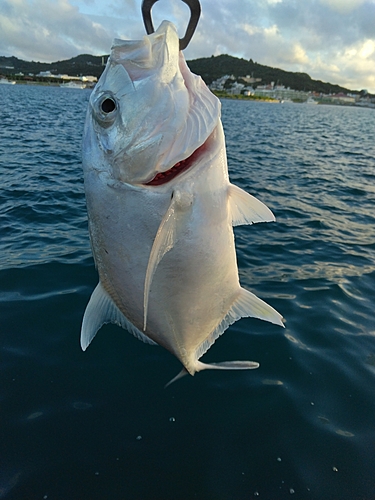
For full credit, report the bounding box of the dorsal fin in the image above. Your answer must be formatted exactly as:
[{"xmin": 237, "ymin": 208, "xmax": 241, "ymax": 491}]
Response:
[
  {"xmin": 81, "ymin": 282, "xmax": 157, "ymax": 351},
  {"xmin": 228, "ymin": 184, "xmax": 275, "ymax": 226}
]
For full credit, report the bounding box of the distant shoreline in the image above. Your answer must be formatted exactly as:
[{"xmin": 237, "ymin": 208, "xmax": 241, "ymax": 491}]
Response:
[
  {"xmin": 213, "ymin": 91, "xmax": 375, "ymax": 109},
  {"xmin": 1, "ymin": 81, "xmax": 374, "ymax": 109}
]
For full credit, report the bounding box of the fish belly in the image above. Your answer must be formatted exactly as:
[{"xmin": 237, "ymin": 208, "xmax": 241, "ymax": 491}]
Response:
[
  {"xmin": 84, "ymin": 149, "xmax": 240, "ymax": 372},
  {"xmin": 146, "ymin": 174, "xmax": 239, "ymax": 369}
]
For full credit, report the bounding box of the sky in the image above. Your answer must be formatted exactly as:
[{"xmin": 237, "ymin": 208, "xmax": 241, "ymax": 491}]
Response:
[{"xmin": 1, "ymin": 0, "xmax": 374, "ymax": 92}]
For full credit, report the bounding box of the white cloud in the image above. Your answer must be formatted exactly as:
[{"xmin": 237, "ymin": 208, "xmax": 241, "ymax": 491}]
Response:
[
  {"xmin": 0, "ymin": 0, "xmax": 113, "ymax": 60},
  {"xmin": 240, "ymin": 23, "xmax": 262, "ymax": 37},
  {"xmin": 319, "ymin": 0, "xmax": 366, "ymax": 13},
  {"xmin": 359, "ymin": 39, "xmax": 375, "ymax": 58},
  {"xmin": 0, "ymin": 0, "xmax": 374, "ymax": 92}
]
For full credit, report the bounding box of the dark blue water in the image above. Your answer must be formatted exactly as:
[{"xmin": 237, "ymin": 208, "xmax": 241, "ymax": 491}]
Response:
[{"xmin": 1, "ymin": 85, "xmax": 375, "ymax": 500}]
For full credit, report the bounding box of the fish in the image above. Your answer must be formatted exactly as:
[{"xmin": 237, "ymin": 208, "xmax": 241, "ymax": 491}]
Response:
[{"xmin": 81, "ymin": 20, "xmax": 284, "ymax": 383}]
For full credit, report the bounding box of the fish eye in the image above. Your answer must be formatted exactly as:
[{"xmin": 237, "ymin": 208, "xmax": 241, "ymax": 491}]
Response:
[
  {"xmin": 93, "ymin": 93, "xmax": 118, "ymax": 127},
  {"xmin": 101, "ymin": 97, "xmax": 116, "ymax": 114}
]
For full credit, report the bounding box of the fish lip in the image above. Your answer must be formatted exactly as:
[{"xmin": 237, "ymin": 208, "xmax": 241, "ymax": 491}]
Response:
[{"xmin": 143, "ymin": 138, "xmax": 209, "ymax": 187}]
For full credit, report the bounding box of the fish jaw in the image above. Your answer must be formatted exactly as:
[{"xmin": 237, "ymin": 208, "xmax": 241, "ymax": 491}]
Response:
[{"xmin": 83, "ymin": 20, "xmax": 220, "ymax": 187}]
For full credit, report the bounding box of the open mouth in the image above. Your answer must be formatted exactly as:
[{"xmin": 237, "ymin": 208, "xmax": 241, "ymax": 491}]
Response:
[{"xmin": 144, "ymin": 139, "xmax": 207, "ymax": 186}]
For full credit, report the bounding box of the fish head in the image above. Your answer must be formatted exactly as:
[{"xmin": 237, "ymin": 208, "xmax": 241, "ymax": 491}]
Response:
[{"xmin": 83, "ymin": 20, "xmax": 221, "ymax": 186}]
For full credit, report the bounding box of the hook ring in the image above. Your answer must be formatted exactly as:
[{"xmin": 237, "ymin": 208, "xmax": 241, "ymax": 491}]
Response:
[{"xmin": 141, "ymin": 0, "xmax": 201, "ymax": 50}]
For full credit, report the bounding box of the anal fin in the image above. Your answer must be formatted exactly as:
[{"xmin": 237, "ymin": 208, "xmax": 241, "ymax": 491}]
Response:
[
  {"xmin": 195, "ymin": 287, "xmax": 284, "ymax": 362},
  {"xmin": 229, "ymin": 287, "xmax": 284, "ymax": 327}
]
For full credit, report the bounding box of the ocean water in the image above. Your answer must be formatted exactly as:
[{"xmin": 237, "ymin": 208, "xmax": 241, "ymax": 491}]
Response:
[{"xmin": 1, "ymin": 84, "xmax": 375, "ymax": 500}]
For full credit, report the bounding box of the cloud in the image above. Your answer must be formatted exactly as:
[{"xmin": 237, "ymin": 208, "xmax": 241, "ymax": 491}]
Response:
[
  {"xmin": 319, "ymin": 0, "xmax": 367, "ymax": 13},
  {"xmin": 267, "ymin": 0, "xmax": 375, "ymax": 90},
  {"xmin": 0, "ymin": 0, "xmax": 374, "ymax": 92},
  {"xmin": 0, "ymin": 0, "xmax": 114, "ymax": 60},
  {"xmin": 186, "ymin": 0, "xmax": 375, "ymax": 91}
]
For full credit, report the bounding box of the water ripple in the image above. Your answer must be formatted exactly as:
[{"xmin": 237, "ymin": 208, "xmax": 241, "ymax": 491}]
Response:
[{"xmin": 1, "ymin": 87, "xmax": 375, "ymax": 499}]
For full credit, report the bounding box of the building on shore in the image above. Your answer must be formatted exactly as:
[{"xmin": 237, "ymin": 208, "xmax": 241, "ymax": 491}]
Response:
[
  {"xmin": 36, "ymin": 71, "xmax": 97, "ymax": 81},
  {"xmin": 254, "ymin": 84, "xmax": 309, "ymax": 101},
  {"xmin": 324, "ymin": 93, "xmax": 357, "ymax": 104},
  {"xmin": 200, "ymin": 71, "xmax": 375, "ymax": 106}
]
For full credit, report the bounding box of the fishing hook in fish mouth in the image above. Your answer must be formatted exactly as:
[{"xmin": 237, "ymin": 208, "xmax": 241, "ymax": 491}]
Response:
[{"xmin": 141, "ymin": 0, "xmax": 201, "ymax": 50}]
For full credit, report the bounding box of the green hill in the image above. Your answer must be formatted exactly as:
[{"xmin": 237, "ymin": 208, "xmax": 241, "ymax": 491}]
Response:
[
  {"xmin": 187, "ymin": 54, "xmax": 353, "ymax": 94},
  {"xmin": 0, "ymin": 53, "xmax": 357, "ymax": 94},
  {"xmin": 0, "ymin": 54, "xmax": 108, "ymax": 79}
]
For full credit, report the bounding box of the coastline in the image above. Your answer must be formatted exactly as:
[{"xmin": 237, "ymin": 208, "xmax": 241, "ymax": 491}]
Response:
[
  {"xmin": 212, "ymin": 90, "xmax": 375, "ymax": 108},
  {"xmin": 1, "ymin": 82, "xmax": 373, "ymax": 108}
]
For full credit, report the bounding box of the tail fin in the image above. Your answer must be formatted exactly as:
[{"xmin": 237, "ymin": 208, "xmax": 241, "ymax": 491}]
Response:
[
  {"xmin": 196, "ymin": 360, "xmax": 259, "ymax": 371},
  {"xmin": 164, "ymin": 368, "xmax": 188, "ymax": 388},
  {"xmin": 164, "ymin": 360, "xmax": 259, "ymax": 388}
]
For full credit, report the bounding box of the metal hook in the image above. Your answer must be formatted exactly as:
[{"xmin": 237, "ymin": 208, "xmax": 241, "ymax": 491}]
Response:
[{"xmin": 141, "ymin": 0, "xmax": 201, "ymax": 50}]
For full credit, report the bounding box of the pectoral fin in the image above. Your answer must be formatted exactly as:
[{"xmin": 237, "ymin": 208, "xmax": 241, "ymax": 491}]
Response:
[
  {"xmin": 143, "ymin": 189, "xmax": 194, "ymax": 330},
  {"xmin": 143, "ymin": 196, "xmax": 178, "ymax": 331},
  {"xmin": 81, "ymin": 282, "xmax": 157, "ymax": 351},
  {"xmin": 228, "ymin": 184, "xmax": 275, "ymax": 226}
]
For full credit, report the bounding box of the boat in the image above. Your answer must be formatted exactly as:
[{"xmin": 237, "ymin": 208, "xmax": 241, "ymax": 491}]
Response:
[
  {"xmin": 0, "ymin": 78, "xmax": 16, "ymax": 85},
  {"xmin": 60, "ymin": 81, "xmax": 86, "ymax": 89}
]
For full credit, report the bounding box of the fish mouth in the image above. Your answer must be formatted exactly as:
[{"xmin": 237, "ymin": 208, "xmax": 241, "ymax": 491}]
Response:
[{"xmin": 144, "ymin": 139, "xmax": 208, "ymax": 186}]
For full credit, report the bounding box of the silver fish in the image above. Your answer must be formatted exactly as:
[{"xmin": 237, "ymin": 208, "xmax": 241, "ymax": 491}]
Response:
[{"xmin": 81, "ymin": 21, "xmax": 284, "ymax": 382}]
